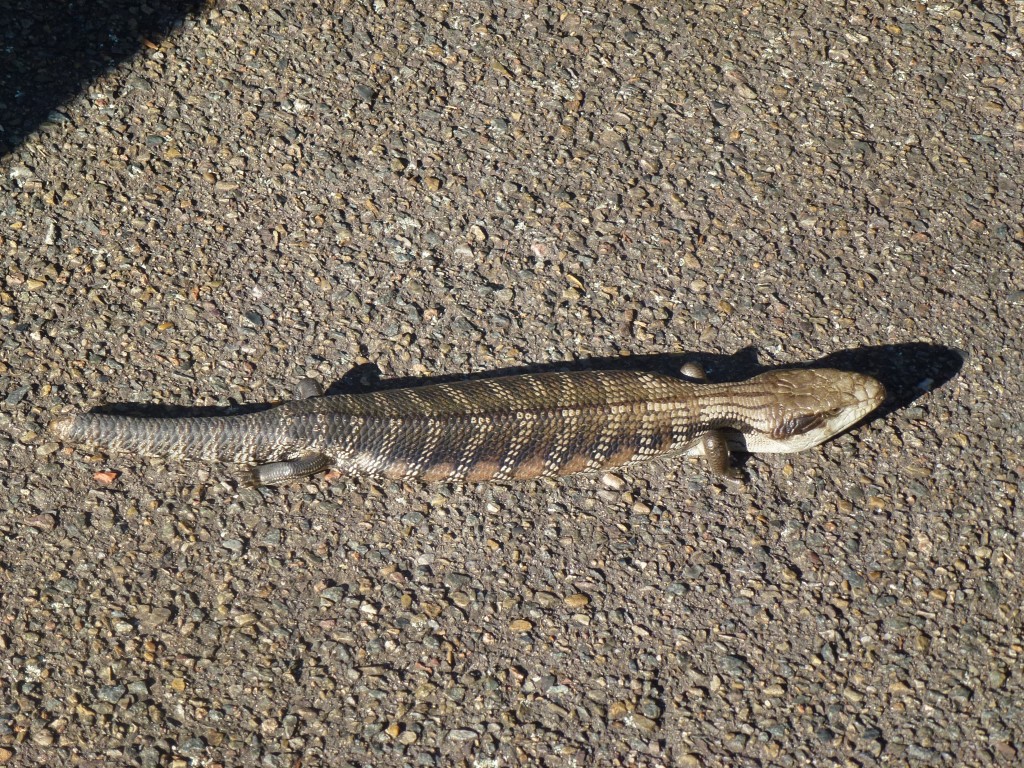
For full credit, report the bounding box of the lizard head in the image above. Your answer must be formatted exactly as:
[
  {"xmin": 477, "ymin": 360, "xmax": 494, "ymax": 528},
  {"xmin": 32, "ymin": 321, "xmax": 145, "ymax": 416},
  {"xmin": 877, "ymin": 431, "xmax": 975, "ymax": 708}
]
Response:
[{"xmin": 737, "ymin": 369, "xmax": 886, "ymax": 453}]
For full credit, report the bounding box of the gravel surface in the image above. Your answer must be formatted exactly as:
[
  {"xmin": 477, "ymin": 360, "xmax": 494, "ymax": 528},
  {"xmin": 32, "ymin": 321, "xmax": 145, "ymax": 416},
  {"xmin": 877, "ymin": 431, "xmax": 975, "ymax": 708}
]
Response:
[{"xmin": 2, "ymin": 1, "xmax": 1022, "ymax": 766}]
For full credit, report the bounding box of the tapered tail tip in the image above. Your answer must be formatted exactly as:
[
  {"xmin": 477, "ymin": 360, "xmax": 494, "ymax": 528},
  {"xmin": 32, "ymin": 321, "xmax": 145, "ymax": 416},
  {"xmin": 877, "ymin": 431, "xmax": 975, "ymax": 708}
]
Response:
[{"xmin": 48, "ymin": 415, "xmax": 78, "ymax": 440}]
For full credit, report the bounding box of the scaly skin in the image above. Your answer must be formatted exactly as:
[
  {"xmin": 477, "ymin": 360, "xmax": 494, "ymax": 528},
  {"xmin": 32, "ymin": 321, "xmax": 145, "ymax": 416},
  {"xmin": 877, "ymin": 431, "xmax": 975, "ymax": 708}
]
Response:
[{"xmin": 49, "ymin": 366, "xmax": 885, "ymax": 486}]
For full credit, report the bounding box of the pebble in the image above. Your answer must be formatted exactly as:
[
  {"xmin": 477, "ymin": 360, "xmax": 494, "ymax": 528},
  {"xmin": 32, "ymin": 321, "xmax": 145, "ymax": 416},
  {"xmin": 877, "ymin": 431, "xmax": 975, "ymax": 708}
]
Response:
[
  {"xmin": 22, "ymin": 514, "xmax": 57, "ymax": 530},
  {"xmin": 725, "ymin": 733, "xmax": 748, "ymax": 752},
  {"xmin": 97, "ymin": 684, "xmax": 127, "ymax": 703},
  {"xmin": 177, "ymin": 737, "xmax": 206, "ymax": 756},
  {"xmin": 600, "ymin": 473, "xmax": 625, "ymax": 490},
  {"xmin": 629, "ymin": 713, "xmax": 657, "ymax": 734},
  {"xmin": 563, "ymin": 593, "xmax": 590, "ymax": 608},
  {"xmin": 31, "ymin": 729, "xmax": 53, "ymax": 747},
  {"xmin": 221, "ymin": 538, "xmax": 245, "ymax": 554},
  {"xmin": 4, "ymin": 385, "xmax": 30, "ymax": 406},
  {"xmin": 607, "ymin": 701, "xmax": 630, "ymax": 720}
]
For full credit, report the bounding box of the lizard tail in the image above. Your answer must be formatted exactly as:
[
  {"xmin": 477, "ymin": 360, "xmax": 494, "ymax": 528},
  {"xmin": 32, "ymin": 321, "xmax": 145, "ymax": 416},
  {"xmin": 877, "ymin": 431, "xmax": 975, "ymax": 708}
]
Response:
[{"xmin": 48, "ymin": 412, "xmax": 272, "ymax": 463}]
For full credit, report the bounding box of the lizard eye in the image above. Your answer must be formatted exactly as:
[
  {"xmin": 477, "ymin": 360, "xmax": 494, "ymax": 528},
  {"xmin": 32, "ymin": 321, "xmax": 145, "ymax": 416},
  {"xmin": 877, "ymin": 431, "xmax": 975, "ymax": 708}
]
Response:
[{"xmin": 773, "ymin": 413, "xmax": 825, "ymax": 439}]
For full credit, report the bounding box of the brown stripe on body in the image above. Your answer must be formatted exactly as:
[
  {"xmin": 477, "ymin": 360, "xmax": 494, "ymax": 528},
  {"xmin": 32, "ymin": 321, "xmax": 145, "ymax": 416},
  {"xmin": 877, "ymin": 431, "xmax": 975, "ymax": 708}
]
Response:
[
  {"xmin": 507, "ymin": 412, "xmax": 565, "ymax": 479},
  {"xmin": 557, "ymin": 451, "xmax": 593, "ymax": 477},
  {"xmin": 498, "ymin": 411, "xmax": 539, "ymax": 480},
  {"xmin": 465, "ymin": 458, "xmax": 503, "ymax": 483},
  {"xmin": 420, "ymin": 461, "xmax": 457, "ymax": 482},
  {"xmin": 546, "ymin": 406, "xmax": 608, "ymax": 475},
  {"xmin": 413, "ymin": 377, "xmax": 564, "ymax": 482}
]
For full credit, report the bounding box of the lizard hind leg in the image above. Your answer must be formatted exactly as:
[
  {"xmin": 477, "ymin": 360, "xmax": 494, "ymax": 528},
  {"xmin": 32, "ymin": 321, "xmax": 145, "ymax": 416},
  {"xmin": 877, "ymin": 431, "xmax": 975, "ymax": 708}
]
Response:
[{"xmin": 242, "ymin": 453, "xmax": 334, "ymax": 486}]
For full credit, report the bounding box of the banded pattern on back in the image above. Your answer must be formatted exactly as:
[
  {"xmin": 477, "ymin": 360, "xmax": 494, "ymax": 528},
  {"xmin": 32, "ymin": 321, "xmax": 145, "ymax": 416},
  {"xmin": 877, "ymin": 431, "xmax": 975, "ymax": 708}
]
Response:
[{"xmin": 302, "ymin": 371, "xmax": 702, "ymax": 482}]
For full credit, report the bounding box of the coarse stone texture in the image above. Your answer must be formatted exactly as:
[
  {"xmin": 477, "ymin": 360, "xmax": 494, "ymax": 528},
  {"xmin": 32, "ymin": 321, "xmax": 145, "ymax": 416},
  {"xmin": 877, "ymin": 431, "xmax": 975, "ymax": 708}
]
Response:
[{"xmin": 2, "ymin": 0, "xmax": 1021, "ymax": 766}]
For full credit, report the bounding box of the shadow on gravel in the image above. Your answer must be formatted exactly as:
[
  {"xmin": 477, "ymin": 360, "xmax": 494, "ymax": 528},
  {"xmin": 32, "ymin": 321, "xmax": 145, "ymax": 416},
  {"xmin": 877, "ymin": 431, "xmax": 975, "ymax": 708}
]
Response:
[
  {"xmin": 810, "ymin": 342, "xmax": 963, "ymax": 420},
  {"xmin": 0, "ymin": 0, "xmax": 203, "ymax": 156},
  {"xmin": 84, "ymin": 343, "xmax": 961, "ymax": 423},
  {"xmin": 328, "ymin": 342, "xmax": 961, "ymax": 406}
]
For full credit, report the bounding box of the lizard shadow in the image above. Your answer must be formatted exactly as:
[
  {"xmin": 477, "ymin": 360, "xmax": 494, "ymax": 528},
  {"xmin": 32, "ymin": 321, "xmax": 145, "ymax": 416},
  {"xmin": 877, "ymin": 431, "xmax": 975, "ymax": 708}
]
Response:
[
  {"xmin": 325, "ymin": 342, "xmax": 962, "ymax": 420},
  {"xmin": 90, "ymin": 342, "xmax": 961, "ymax": 426}
]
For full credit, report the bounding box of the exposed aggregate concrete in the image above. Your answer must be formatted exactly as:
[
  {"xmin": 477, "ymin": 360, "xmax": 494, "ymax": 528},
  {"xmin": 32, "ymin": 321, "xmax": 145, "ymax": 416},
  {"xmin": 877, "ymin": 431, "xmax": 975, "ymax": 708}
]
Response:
[{"xmin": 1, "ymin": 1, "xmax": 1022, "ymax": 766}]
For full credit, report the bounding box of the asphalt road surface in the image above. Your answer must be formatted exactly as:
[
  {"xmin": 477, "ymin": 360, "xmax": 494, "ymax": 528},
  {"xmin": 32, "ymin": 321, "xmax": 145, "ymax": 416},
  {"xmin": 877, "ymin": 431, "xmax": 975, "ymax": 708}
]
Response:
[{"xmin": 1, "ymin": 1, "xmax": 1021, "ymax": 766}]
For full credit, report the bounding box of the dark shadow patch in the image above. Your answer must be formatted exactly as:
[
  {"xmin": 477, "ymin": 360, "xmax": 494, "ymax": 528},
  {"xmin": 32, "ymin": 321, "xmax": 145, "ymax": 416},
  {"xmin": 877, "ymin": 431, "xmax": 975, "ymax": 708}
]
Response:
[
  {"xmin": 809, "ymin": 343, "xmax": 963, "ymax": 419},
  {"xmin": 86, "ymin": 400, "xmax": 273, "ymax": 419},
  {"xmin": 1, "ymin": 0, "xmax": 204, "ymax": 156},
  {"xmin": 333, "ymin": 362, "xmax": 386, "ymax": 394},
  {"xmin": 322, "ymin": 350, "xmax": 758, "ymax": 395},
  {"xmin": 80, "ymin": 344, "xmax": 959, "ymax": 423}
]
